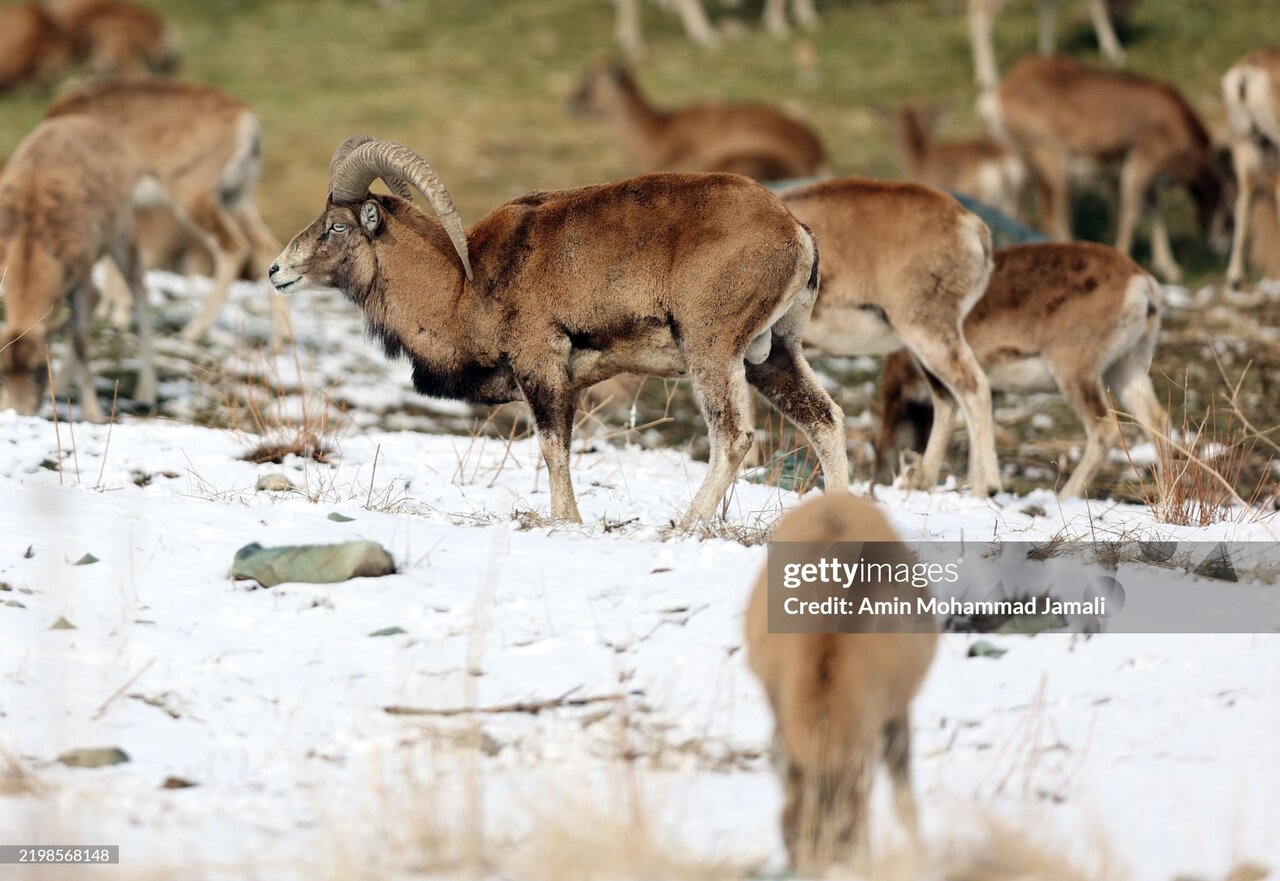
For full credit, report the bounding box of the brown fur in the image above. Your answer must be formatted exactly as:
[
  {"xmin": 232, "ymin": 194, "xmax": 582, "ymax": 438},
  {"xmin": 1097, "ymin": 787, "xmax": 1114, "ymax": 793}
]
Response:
[
  {"xmin": 570, "ymin": 63, "xmax": 828, "ymax": 183},
  {"xmin": 46, "ymin": 79, "xmax": 285, "ymax": 342},
  {"xmin": 0, "ymin": 3, "xmax": 75, "ymax": 92},
  {"xmin": 272, "ymin": 166, "xmax": 850, "ymax": 525},
  {"xmin": 875, "ymin": 242, "xmax": 1168, "ymax": 497},
  {"xmin": 1223, "ymin": 47, "xmax": 1280, "ymax": 286},
  {"xmin": 44, "ymin": 0, "xmax": 179, "ymax": 77},
  {"xmin": 745, "ymin": 494, "xmax": 936, "ymax": 871},
  {"xmin": 993, "ymin": 55, "xmax": 1227, "ymax": 283},
  {"xmin": 0, "ymin": 116, "xmax": 156, "ymax": 419},
  {"xmin": 893, "ymin": 104, "xmax": 1026, "ymax": 219},
  {"xmin": 781, "ymin": 177, "xmax": 1002, "ymax": 496}
]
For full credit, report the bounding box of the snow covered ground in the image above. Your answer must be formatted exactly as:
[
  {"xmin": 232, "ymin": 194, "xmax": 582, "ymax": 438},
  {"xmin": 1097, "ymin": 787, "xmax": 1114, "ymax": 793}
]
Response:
[{"xmin": 0, "ymin": 277, "xmax": 1277, "ymax": 880}]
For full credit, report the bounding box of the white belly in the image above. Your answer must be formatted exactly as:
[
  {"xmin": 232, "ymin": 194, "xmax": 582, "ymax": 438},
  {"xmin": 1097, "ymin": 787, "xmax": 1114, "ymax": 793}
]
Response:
[
  {"xmin": 803, "ymin": 307, "xmax": 902, "ymax": 357},
  {"xmin": 986, "ymin": 356, "xmax": 1056, "ymax": 393}
]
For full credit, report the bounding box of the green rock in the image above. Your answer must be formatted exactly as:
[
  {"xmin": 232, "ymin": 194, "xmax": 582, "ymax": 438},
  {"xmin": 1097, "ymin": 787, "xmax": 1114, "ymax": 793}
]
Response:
[
  {"xmin": 2, "ymin": 600, "xmax": 25, "ymax": 609},
  {"xmin": 327, "ymin": 512, "xmax": 355, "ymax": 522},
  {"xmin": 57, "ymin": 747, "xmax": 129, "ymax": 768},
  {"xmin": 73, "ymin": 553, "xmax": 99, "ymax": 566},
  {"xmin": 368, "ymin": 626, "xmax": 408, "ymax": 637},
  {"xmin": 232, "ymin": 540, "xmax": 395, "ymax": 588},
  {"xmin": 967, "ymin": 639, "xmax": 1008, "ymax": 659}
]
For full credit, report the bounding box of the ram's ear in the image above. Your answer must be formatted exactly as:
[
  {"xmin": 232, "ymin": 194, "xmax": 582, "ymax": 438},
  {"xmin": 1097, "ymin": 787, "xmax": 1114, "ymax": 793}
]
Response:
[{"xmin": 360, "ymin": 200, "xmax": 383, "ymax": 234}]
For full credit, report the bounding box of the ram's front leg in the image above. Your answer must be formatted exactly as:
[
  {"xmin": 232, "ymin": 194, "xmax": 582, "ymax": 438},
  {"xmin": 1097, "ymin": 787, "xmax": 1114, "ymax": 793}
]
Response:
[{"xmin": 516, "ymin": 368, "xmax": 583, "ymax": 524}]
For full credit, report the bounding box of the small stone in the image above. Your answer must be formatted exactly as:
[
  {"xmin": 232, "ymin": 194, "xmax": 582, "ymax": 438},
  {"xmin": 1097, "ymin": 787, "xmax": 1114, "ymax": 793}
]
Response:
[
  {"xmin": 967, "ymin": 639, "xmax": 1008, "ymax": 659},
  {"xmin": 161, "ymin": 776, "xmax": 197, "ymax": 789},
  {"xmin": 72, "ymin": 553, "xmax": 98, "ymax": 566},
  {"xmin": 232, "ymin": 540, "xmax": 395, "ymax": 588},
  {"xmin": 369, "ymin": 626, "xmax": 407, "ymax": 637},
  {"xmin": 2, "ymin": 600, "xmax": 25, "ymax": 609},
  {"xmin": 255, "ymin": 473, "xmax": 295, "ymax": 492},
  {"xmin": 1020, "ymin": 503, "xmax": 1047, "ymax": 518},
  {"xmin": 50, "ymin": 616, "xmax": 76, "ymax": 630},
  {"xmin": 57, "ymin": 747, "xmax": 129, "ymax": 768},
  {"xmin": 327, "ymin": 512, "xmax": 355, "ymax": 522}
]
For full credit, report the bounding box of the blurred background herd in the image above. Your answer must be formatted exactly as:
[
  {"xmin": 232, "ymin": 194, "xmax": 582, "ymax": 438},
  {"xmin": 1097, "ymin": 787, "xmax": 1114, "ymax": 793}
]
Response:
[{"xmin": 1, "ymin": 0, "xmax": 1277, "ymax": 508}]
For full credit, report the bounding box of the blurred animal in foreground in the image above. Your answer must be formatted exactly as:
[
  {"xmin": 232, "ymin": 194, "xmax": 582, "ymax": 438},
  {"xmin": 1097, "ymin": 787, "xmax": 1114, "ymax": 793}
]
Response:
[
  {"xmin": 969, "ymin": 0, "xmax": 1135, "ymax": 89},
  {"xmin": 988, "ymin": 54, "xmax": 1229, "ymax": 283},
  {"xmin": 46, "ymin": 79, "xmax": 287, "ymax": 344},
  {"xmin": 612, "ymin": 0, "xmax": 817, "ymax": 54},
  {"xmin": 0, "ymin": 3, "xmax": 74, "ymax": 92},
  {"xmin": 1223, "ymin": 47, "xmax": 1280, "ymax": 287},
  {"xmin": 874, "ymin": 242, "xmax": 1167, "ymax": 497},
  {"xmin": 781, "ymin": 177, "xmax": 1002, "ymax": 497},
  {"xmin": 44, "ymin": 0, "xmax": 179, "ymax": 77},
  {"xmin": 888, "ymin": 103, "xmax": 1027, "ymax": 221},
  {"xmin": 745, "ymin": 493, "xmax": 936, "ymax": 871},
  {"xmin": 268, "ymin": 137, "xmax": 850, "ymax": 525},
  {"xmin": 570, "ymin": 62, "xmax": 828, "ymax": 182},
  {"xmin": 0, "ymin": 116, "xmax": 157, "ymax": 420}
]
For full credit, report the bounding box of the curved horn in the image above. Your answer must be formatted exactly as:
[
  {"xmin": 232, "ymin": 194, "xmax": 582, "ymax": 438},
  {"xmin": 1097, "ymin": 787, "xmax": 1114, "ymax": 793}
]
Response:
[
  {"xmin": 327, "ymin": 135, "xmax": 414, "ymax": 202},
  {"xmin": 330, "ymin": 139, "xmax": 472, "ymax": 280}
]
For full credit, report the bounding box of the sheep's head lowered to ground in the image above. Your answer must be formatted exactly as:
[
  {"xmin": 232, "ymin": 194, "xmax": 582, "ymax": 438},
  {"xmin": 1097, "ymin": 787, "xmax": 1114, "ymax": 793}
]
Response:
[
  {"xmin": 269, "ymin": 136, "xmax": 472, "ymax": 296},
  {"xmin": 0, "ymin": 329, "xmax": 49, "ymax": 416}
]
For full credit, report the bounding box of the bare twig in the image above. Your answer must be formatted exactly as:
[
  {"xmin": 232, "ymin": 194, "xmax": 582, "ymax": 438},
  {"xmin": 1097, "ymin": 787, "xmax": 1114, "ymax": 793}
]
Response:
[
  {"xmin": 385, "ymin": 688, "xmax": 624, "ymax": 718},
  {"xmin": 92, "ymin": 658, "xmax": 156, "ymax": 721}
]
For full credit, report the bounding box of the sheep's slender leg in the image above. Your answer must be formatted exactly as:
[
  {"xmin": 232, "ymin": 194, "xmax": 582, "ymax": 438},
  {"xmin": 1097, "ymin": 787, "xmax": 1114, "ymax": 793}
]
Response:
[
  {"xmin": 1028, "ymin": 145, "xmax": 1071, "ymax": 240},
  {"xmin": 177, "ymin": 196, "xmax": 250, "ymax": 342},
  {"xmin": 69, "ymin": 286, "xmax": 103, "ymax": 423},
  {"xmin": 791, "ymin": 0, "xmax": 818, "ymax": 31},
  {"xmin": 1148, "ymin": 206, "xmax": 1182, "ymax": 284},
  {"xmin": 745, "ymin": 338, "xmax": 849, "ymax": 494},
  {"xmin": 1103, "ymin": 333, "xmax": 1169, "ymax": 481},
  {"xmin": 902, "ymin": 365, "xmax": 958, "ymax": 492},
  {"xmin": 1226, "ymin": 138, "xmax": 1263, "ymax": 286},
  {"xmin": 968, "ymin": 0, "xmax": 1002, "ymax": 90},
  {"xmin": 1037, "ymin": 0, "xmax": 1058, "ymax": 54},
  {"xmin": 1057, "ymin": 375, "xmax": 1117, "ymax": 498},
  {"xmin": 763, "ymin": 0, "xmax": 789, "ymax": 38},
  {"xmin": 883, "ymin": 717, "xmax": 920, "ymax": 838},
  {"xmin": 1115, "ymin": 151, "xmax": 1156, "ymax": 258},
  {"xmin": 516, "ymin": 372, "xmax": 582, "ymax": 523},
  {"xmin": 680, "ymin": 360, "xmax": 755, "ymax": 527},
  {"xmin": 900, "ymin": 330, "xmax": 1001, "ymax": 496},
  {"xmin": 115, "ymin": 244, "xmax": 157, "ymax": 410},
  {"xmin": 1088, "ymin": 0, "xmax": 1125, "ymax": 62},
  {"xmin": 671, "ymin": 0, "xmax": 719, "ymax": 46},
  {"xmin": 614, "ymin": 0, "xmax": 644, "ymax": 55}
]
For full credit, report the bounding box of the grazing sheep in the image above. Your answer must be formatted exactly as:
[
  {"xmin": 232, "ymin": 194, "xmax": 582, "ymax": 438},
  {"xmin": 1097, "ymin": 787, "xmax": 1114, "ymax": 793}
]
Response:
[
  {"xmin": 269, "ymin": 136, "xmax": 850, "ymax": 525},
  {"xmin": 745, "ymin": 493, "xmax": 936, "ymax": 870},
  {"xmin": 0, "ymin": 116, "xmax": 157, "ymax": 420}
]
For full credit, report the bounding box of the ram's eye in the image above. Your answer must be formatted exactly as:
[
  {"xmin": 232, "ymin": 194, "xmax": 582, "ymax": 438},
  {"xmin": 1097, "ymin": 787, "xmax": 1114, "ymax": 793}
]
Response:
[{"xmin": 330, "ymin": 222, "xmax": 348, "ymax": 233}]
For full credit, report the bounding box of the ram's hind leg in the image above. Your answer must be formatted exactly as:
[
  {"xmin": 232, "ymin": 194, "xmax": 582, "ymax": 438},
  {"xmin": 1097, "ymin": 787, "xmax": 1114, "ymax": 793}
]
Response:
[
  {"xmin": 745, "ymin": 337, "xmax": 849, "ymax": 495},
  {"xmin": 680, "ymin": 360, "xmax": 756, "ymax": 528}
]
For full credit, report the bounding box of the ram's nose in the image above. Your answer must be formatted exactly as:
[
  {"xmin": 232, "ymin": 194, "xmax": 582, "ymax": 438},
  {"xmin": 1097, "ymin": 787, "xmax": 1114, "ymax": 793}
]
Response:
[{"xmin": 268, "ymin": 263, "xmax": 280, "ymax": 278}]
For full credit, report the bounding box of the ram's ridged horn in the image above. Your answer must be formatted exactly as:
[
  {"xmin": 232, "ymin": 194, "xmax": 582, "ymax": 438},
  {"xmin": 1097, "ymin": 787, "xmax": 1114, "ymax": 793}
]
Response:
[
  {"xmin": 327, "ymin": 134, "xmax": 414, "ymax": 203},
  {"xmin": 330, "ymin": 138, "xmax": 472, "ymax": 280}
]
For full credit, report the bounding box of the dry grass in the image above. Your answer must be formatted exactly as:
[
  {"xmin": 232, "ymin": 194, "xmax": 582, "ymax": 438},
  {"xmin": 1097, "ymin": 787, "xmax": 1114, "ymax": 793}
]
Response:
[{"xmin": 1119, "ymin": 390, "xmax": 1278, "ymax": 528}]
